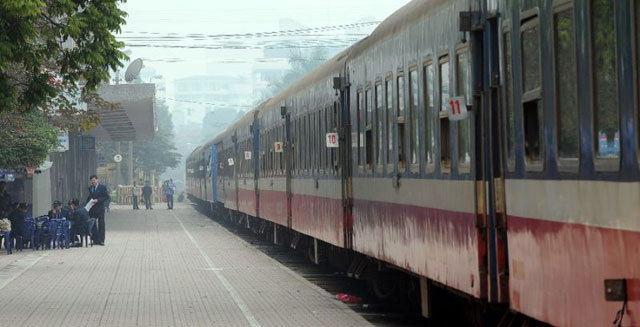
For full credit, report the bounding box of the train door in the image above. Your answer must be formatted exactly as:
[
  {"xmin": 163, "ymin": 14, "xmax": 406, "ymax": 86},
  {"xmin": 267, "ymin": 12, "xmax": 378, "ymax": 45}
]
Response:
[
  {"xmin": 211, "ymin": 143, "xmax": 217, "ymax": 203},
  {"xmin": 233, "ymin": 132, "xmax": 240, "ymax": 211},
  {"xmin": 335, "ymin": 70, "xmax": 353, "ymax": 249},
  {"xmin": 253, "ymin": 114, "xmax": 260, "ymax": 217},
  {"xmin": 477, "ymin": 14, "xmax": 509, "ymax": 303}
]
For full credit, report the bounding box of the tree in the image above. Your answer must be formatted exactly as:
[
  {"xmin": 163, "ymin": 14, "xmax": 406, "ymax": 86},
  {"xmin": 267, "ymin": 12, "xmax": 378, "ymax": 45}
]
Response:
[
  {"xmin": 0, "ymin": 0, "xmax": 128, "ymax": 130},
  {"xmin": 0, "ymin": 110, "xmax": 58, "ymax": 169},
  {"xmin": 132, "ymin": 99, "xmax": 181, "ymax": 176}
]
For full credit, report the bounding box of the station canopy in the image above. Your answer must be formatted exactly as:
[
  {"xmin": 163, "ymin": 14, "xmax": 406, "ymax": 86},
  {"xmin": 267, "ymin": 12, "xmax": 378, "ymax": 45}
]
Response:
[{"xmin": 88, "ymin": 83, "xmax": 156, "ymax": 142}]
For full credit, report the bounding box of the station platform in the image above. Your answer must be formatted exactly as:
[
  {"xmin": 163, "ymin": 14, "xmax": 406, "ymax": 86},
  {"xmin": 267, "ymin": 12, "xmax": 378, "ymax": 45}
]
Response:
[{"xmin": 0, "ymin": 203, "xmax": 371, "ymax": 326}]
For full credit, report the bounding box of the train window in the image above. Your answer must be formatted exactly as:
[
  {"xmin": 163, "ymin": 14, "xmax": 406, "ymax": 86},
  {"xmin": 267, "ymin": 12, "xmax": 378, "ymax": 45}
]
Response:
[
  {"xmin": 592, "ymin": 0, "xmax": 620, "ymax": 168},
  {"xmin": 333, "ymin": 102, "xmax": 339, "ymax": 173},
  {"xmin": 324, "ymin": 107, "xmax": 329, "ymax": 169},
  {"xmin": 307, "ymin": 116, "xmax": 311, "ymax": 171},
  {"xmin": 313, "ymin": 111, "xmax": 320, "ymax": 172},
  {"xmin": 553, "ymin": 5, "xmax": 579, "ymax": 167},
  {"xmin": 424, "ymin": 61, "xmax": 435, "ymax": 169},
  {"xmin": 439, "ymin": 56, "xmax": 451, "ymax": 172},
  {"xmin": 503, "ymin": 27, "xmax": 516, "ymax": 171},
  {"xmin": 386, "ymin": 77, "xmax": 394, "ymax": 166},
  {"xmin": 457, "ymin": 50, "xmax": 471, "ymax": 173},
  {"xmin": 397, "ymin": 74, "xmax": 406, "ymax": 171},
  {"xmin": 521, "ymin": 14, "xmax": 544, "ymax": 169},
  {"xmin": 376, "ymin": 81, "xmax": 384, "ymax": 169},
  {"xmin": 365, "ymin": 88, "xmax": 373, "ymax": 170},
  {"xmin": 408, "ymin": 68, "xmax": 419, "ymax": 169},
  {"xmin": 522, "ymin": 16, "xmax": 541, "ymax": 94},
  {"xmin": 357, "ymin": 90, "xmax": 363, "ymax": 167}
]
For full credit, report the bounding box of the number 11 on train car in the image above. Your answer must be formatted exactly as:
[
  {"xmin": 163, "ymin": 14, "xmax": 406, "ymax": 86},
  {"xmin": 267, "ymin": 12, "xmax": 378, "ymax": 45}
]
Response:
[{"xmin": 448, "ymin": 96, "xmax": 468, "ymax": 121}]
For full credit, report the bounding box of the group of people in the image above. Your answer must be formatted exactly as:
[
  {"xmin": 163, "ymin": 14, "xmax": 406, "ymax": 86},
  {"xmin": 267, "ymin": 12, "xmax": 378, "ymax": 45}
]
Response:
[
  {"xmin": 0, "ymin": 175, "xmax": 109, "ymax": 249},
  {"xmin": 42, "ymin": 175, "xmax": 109, "ymax": 246},
  {"xmin": 131, "ymin": 181, "xmax": 154, "ymax": 210}
]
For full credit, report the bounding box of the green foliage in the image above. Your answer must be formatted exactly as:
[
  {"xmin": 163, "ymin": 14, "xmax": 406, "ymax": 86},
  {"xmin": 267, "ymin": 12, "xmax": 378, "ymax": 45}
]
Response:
[
  {"xmin": 0, "ymin": 110, "xmax": 58, "ymax": 168},
  {"xmin": 133, "ymin": 99, "xmax": 181, "ymax": 175},
  {"xmin": 0, "ymin": 0, "xmax": 128, "ymax": 130}
]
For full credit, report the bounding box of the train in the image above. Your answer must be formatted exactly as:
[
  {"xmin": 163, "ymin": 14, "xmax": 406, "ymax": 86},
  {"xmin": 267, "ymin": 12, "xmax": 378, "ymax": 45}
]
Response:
[{"xmin": 186, "ymin": 0, "xmax": 639, "ymax": 325}]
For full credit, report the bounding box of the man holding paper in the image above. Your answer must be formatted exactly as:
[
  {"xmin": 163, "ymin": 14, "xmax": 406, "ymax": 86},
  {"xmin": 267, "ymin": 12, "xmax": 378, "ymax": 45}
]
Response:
[{"xmin": 86, "ymin": 175, "xmax": 109, "ymax": 246}]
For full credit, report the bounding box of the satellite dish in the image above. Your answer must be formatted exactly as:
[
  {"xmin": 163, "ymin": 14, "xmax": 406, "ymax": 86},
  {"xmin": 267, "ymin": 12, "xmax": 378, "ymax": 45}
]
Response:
[{"xmin": 124, "ymin": 58, "xmax": 143, "ymax": 82}]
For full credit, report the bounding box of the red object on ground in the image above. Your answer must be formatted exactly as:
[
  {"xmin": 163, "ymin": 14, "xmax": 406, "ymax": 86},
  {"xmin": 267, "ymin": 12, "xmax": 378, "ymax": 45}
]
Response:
[{"xmin": 335, "ymin": 293, "xmax": 362, "ymax": 304}]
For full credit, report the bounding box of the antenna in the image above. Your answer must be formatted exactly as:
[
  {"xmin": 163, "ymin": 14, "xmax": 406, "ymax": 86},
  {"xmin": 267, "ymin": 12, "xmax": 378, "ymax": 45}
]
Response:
[{"xmin": 124, "ymin": 58, "xmax": 143, "ymax": 83}]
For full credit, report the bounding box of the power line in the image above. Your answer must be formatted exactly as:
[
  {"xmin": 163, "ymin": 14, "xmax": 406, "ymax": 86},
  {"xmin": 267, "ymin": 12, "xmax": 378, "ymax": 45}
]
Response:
[
  {"xmin": 161, "ymin": 97, "xmax": 252, "ymax": 108},
  {"xmin": 119, "ymin": 21, "xmax": 379, "ymax": 40}
]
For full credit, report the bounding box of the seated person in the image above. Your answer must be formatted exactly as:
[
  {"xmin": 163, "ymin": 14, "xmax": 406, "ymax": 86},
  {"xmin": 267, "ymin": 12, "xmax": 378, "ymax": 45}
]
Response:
[
  {"xmin": 69, "ymin": 199, "xmax": 89, "ymax": 245},
  {"xmin": 9, "ymin": 203, "xmax": 27, "ymax": 247},
  {"xmin": 48, "ymin": 201, "xmax": 63, "ymax": 220},
  {"xmin": 60, "ymin": 201, "xmax": 72, "ymax": 220}
]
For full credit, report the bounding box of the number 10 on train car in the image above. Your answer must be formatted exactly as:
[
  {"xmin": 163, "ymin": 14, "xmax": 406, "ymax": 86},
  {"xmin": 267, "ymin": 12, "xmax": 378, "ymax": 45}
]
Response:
[
  {"xmin": 326, "ymin": 133, "xmax": 339, "ymax": 148},
  {"xmin": 448, "ymin": 96, "xmax": 468, "ymax": 121}
]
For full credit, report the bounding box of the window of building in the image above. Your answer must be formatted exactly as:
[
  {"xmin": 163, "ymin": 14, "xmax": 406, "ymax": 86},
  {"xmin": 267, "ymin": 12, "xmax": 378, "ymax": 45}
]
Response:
[
  {"xmin": 424, "ymin": 61, "xmax": 435, "ymax": 169},
  {"xmin": 503, "ymin": 28, "xmax": 516, "ymax": 171},
  {"xmin": 554, "ymin": 5, "xmax": 579, "ymax": 167},
  {"xmin": 439, "ymin": 56, "xmax": 451, "ymax": 172},
  {"xmin": 386, "ymin": 77, "xmax": 394, "ymax": 166},
  {"xmin": 376, "ymin": 81, "xmax": 384, "ymax": 168},
  {"xmin": 409, "ymin": 68, "xmax": 419, "ymax": 167},
  {"xmin": 521, "ymin": 14, "xmax": 544, "ymax": 168},
  {"xmin": 457, "ymin": 50, "xmax": 471, "ymax": 173},
  {"xmin": 397, "ymin": 74, "xmax": 406, "ymax": 171},
  {"xmin": 592, "ymin": 0, "xmax": 619, "ymax": 168}
]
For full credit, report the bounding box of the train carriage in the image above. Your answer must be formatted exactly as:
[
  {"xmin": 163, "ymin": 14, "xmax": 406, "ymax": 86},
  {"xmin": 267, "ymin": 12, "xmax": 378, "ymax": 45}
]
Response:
[{"xmin": 187, "ymin": 0, "xmax": 640, "ymax": 325}]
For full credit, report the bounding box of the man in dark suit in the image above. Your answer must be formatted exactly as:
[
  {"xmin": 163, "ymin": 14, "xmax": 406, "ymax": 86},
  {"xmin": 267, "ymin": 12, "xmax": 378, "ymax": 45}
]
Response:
[
  {"xmin": 142, "ymin": 181, "xmax": 153, "ymax": 210},
  {"xmin": 86, "ymin": 175, "xmax": 109, "ymax": 245}
]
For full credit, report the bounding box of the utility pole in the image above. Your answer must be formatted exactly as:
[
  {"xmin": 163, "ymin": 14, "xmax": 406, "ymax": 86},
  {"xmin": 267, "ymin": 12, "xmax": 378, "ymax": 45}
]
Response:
[{"xmin": 128, "ymin": 141, "xmax": 134, "ymax": 184}]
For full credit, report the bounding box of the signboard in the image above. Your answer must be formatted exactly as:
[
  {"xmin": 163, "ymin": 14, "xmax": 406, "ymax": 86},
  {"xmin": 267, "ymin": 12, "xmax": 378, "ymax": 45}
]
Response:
[
  {"xmin": 56, "ymin": 130, "xmax": 69, "ymax": 152},
  {"xmin": 447, "ymin": 96, "xmax": 469, "ymax": 121},
  {"xmin": 113, "ymin": 154, "xmax": 122, "ymax": 163},
  {"xmin": 228, "ymin": 158, "xmax": 234, "ymax": 166},
  {"xmin": 245, "ymin": 151, "xmax": 252, "ymax": 160},
  {"xmin": 274, "ymin": 142, "xmax": 283, "ymax": 153},
  {"xmin": 326, "ymin": 133, "xmax": 339, "ymax": 148}
]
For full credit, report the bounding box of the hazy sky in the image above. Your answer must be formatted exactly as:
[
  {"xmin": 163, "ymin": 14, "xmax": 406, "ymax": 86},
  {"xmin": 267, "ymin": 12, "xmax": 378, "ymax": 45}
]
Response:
[{"xmin": 118, "ymin": 0, "xmax": 413, "ymax": 92}]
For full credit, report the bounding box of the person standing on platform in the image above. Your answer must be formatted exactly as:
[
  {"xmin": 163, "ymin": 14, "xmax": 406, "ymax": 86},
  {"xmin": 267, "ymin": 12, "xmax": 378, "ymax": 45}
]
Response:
[
  {"xmin": 142, "ymin": 181, "xmax": 153, "ymax": 210},
  {"xmin": 132, "ymin": 181, "xmax": 140, "ymax": 210},
  {"xmin": 86, "ymin": 175, "xmax": 109, "ymax": 246},
  {"xmin": 166, "ymin": 179, "xmax": 176, "ymax": 210}
]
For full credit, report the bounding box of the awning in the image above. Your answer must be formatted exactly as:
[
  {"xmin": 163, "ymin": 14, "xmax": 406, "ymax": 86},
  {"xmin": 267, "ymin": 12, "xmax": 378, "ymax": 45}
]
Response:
[{"xmin": 88, "ymin": 83, "xmax": 156, "ymax": 141}]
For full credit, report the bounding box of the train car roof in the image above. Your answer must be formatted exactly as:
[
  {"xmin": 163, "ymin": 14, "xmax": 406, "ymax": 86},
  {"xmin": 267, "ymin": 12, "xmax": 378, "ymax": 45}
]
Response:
[
  {"xmin": 203, "ymin": 0, "xmax": 437, "ymax": 145},
  {"xmin": 349, "ymin": 0, "xmax": 446, "ymax": 58}
]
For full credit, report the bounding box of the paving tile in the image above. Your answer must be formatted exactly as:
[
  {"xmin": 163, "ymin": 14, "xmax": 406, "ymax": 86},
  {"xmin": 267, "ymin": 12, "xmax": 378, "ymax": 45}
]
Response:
[{"xmin": 0, "ymin": 204, "xmax": 371, "ymax": 327}]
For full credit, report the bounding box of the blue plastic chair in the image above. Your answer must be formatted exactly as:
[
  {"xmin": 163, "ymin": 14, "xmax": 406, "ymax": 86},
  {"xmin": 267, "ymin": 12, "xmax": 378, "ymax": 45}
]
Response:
[
  {"xmin": 44, "ymin": 220, "xmax": 61, "ymax": 249},
  {"xmin": 33, "ymin": 216, "xmax": 48, "ymax": 250},
  {"xmin": 16, "ymin": 218, "xmax": 36, "ymax": 251},
  {"xmin": 59, "ymin": 218, "xmax": 70, "ymax": 249}
]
